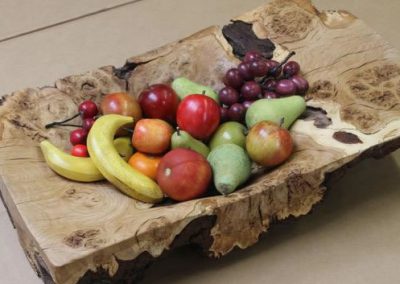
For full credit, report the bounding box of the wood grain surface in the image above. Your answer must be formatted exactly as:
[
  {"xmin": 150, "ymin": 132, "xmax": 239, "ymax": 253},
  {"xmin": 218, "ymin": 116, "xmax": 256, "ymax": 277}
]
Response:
[{"xmin": 1, "ymin": 0, "xmax": 400, "ymax": 283}]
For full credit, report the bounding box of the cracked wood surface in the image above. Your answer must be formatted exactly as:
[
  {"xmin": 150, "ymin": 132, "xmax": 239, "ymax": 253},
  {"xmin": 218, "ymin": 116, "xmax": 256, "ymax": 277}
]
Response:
[{"xmin": 1, "ymin": 0, "xmax": 400, "ymax": 283}]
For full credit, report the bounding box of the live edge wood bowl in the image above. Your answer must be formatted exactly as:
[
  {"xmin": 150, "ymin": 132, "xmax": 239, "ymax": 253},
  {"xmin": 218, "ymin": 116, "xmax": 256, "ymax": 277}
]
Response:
[{"xmin": 1, "ymin": 0, "xmax": 400, "ymax": 283}]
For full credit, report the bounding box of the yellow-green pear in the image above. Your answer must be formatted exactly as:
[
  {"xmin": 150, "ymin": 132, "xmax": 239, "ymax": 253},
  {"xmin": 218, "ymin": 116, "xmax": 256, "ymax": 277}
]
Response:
[
  {"xmin": 171, "ymin": 77, "xmax": 219, "ymax": 103},
  {"xmin": 245, "ymin": 96, "xmax": 306, "ymax": 129}
]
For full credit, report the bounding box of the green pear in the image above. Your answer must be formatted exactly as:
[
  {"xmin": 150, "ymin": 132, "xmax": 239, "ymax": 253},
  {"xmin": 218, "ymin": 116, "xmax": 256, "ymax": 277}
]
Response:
[
  {"xmin": 171, "ymin": 77, "xmax": 219, "ymax": 103},
  {"xmin": 171, "ymin": 128, "xmax": 210, "ymax": 158},
  {"xmin": 113, "ymin": 137, "xmax": 134, "ymax": 162},
  {"xmin": 207, "ymin": 144, "xmax": 251, "ymax": 195},
  {"xmin": 245, "ymin": 96, "xmax": 306, "ymax": 129},
  {"xmin": 209, "ymin": 121, "xmax": 247, "ymax": 150}
]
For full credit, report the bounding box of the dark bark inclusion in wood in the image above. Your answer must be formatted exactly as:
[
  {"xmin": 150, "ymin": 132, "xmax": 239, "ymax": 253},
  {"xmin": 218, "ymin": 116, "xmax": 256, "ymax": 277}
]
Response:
[
  {"xmin": 333, "ymin": 131, "xmax": 363, "ymax": 144},
  {"xmin": 300, "ymin": 106, "xmax": 332, "ymax": 128},
  {"xmin": 220, "ymin": 21, "xmax": 275, "ymax": 59}
]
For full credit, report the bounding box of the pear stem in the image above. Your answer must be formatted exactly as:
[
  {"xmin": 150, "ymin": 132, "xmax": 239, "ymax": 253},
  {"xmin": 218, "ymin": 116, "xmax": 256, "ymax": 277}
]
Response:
[
  {"xmin": 122, "ymin": 127, "xmax": 134, "ymax": 134},
  {"xmin": 45, "ymin": 112, "xmax": 80, "ymax": 129},
  {"xmin": 202, "ymin": 90, "xmax": 206, "ymax": 95},
  {"xmin": 271, "ymin": 51, "xmax": 296, "ymax": 75},
  {"xmin": 259, "ymin": 51, "xmax": 296, "ymax": 87},
  {"xmin": 279, "ymin": 117, "xmax": 285, "ymax": 128}
]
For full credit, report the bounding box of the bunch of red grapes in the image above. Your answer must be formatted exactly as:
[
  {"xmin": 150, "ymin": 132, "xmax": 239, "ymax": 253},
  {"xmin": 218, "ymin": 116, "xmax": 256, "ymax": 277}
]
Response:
[
  {"xmin": 45, "ymin": 100, "xmax": 98, "ymax": 157},
  {"xmin": 218, "ymin": 50, "xmax": 309, "ymax": 123}
]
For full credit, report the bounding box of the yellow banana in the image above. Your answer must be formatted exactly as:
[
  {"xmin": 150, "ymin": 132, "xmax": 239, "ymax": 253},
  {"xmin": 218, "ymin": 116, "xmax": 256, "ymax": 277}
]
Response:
[
  {"xmin": 40, "ymin": 140, "xmax": 104, "ymax": 182},
  {"xmin": 87, "ymin": 114, "xmax": 163, "ymax": 203}
]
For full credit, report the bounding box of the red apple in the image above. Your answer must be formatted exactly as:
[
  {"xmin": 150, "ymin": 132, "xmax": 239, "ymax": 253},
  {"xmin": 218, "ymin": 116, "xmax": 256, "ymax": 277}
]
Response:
[
  {"xmin": 245, "ymin": 121, "xmax": 293, "ymax": 167},
  {"xmin": 156, "ymin": 148, "xmax": 212, "ymax": 201},
  {"xmin": 176, "ymin": 94, "xmax": 220, "ymax": 141},
  {"xmin": 138, "ymin": 84, "xmax": 180, "ymax": 124},
  {"xmin": 132, "ymin": 119, "xmax": 173, "ymax": 154},
  {"xmin": 100, "ymin": 92, "xmax": 142, "ymax": 121}
]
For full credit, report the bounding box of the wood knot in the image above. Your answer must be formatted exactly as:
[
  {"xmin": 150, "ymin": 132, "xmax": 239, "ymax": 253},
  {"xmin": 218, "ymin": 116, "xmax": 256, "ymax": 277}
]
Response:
[
  {"xmin": 340, "ymin": 105, "xmax": 378, "ymax": 133},
  {"xmin": 81, "ymin": 81, "xmax": 96, "ymax": 91},
  {"xmin": 64, "ymin": 229, "xmax": 106, "ymax": 249},
  {"xmin": 64, "ymin": 188, "xmax": 76, "ymax": 196},
  {"xmin": 270, "ymin": 10, "xmax": 312, "ymax": 40},
  {"xmin": 63, "ymin": 188, "xmax": 102, "ymax": 207},
  {"xmin": 346, "ymin": 64, "xmax": 400, "ymax": 109},
  {"xmin": 307, "ymin": 80, "xmax": 335, "ymax": 100},
  {"xmin": 0, "ymin": 94, "xmax": 9, "ymax": 106}
]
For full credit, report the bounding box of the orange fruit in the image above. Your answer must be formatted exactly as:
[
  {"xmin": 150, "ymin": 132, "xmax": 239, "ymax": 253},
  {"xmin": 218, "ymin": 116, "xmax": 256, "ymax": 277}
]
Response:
[{"xmin": 128, "ymin": 152, "xmax": 162, "ymax": 180}]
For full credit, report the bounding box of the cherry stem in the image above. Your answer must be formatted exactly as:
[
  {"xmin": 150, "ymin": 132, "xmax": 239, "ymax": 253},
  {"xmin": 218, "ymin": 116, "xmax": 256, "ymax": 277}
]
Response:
[
  {"xmin": 55, "ymin": 123, "xmax": 81, "ymax": 128},
  {"xmin": 45, "ymin": 113, "xmax": 80, "ymax": 129},
  {"xmin": 176, "ymin": 126, "xmax": 181, "ymax": 136}
]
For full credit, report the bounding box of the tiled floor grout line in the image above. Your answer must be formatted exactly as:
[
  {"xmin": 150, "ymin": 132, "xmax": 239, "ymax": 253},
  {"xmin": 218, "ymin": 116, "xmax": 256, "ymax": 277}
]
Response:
[{"xmin": 0, "ymin": 0, "xmax": 145, "ymax": 44}]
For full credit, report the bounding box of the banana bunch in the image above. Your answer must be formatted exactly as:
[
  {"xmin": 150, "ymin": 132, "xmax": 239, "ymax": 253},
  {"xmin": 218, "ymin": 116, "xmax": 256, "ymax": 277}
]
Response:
[
  {"xmin": 40, "ymin": 114, "xmax": 163, "ymax": 203},
  {"xmin": 40, "ymin": 137, "xmax": 133, "ymax": 182},
  {"xmin": 87, "ymin": 114, "xmax": 163, "ymax": 203}
]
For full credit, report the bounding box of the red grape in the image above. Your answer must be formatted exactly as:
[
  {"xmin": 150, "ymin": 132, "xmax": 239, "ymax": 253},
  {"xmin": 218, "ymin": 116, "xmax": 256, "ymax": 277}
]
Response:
[
  {"xmin": 249, "ymin": 60, "xmax": 269, "ymax": 77},
  {"xmin": 290, "ymin": 75, "xmax": 309, "ymax": 95},
  {"xmin": 82, "ymin": 117, "xmax": 95, "ymax": 131},
  {"xmin": 79, "ymin": 100, "xmax": 98, "ymax": 119},
  {"xmin": 224, "ymin": 68, "xmax": 244, "ymax": 89},
  {"xmin": 243, "ymin": 50, "xmax": 263, "ymax": 63},
  {"xmin": 275, "ymin": 79, "xmax": 297, "ymax": 96},
  {"xmin": 241, "ymin": 81, "xmax": 262, "ymax": 101},
  {"xmin": 71, "ymin": 144, "xmax": 89, "ymax": 157},
  {"xmin": 228, "ymin": 103, "xmax": 246, "ymax": 122},
  {"xmin": 70, "ymin": 128, "xmax": 88, "ymax": 145},
  {"xmin": 220, "ymin": 106, "xmax": 229, "ymax": 123},
  {"xmin": 266, "ymin": 60, "xmax": 282, "ymax": 77},
  {"xmin": 242, "ymin": 100, "xmax": 254, "ymax": 109},
  {"xmin": 283, "ymin": 61, "xmax": 300, "ymax": 77},
  {"xmin": 263, "ymin": 79, "xmax": 277, "ymax": 91},
  {"xmin": 238, "ymin": 62, "xmax": 253, "ymax": 80},
  {"xmin": 218, "ymin": 87, "xmax": 240, "ymax": 106},
  {"xmin": 263, "ymin": 91, "xmax": 279, "ymax": 99}
]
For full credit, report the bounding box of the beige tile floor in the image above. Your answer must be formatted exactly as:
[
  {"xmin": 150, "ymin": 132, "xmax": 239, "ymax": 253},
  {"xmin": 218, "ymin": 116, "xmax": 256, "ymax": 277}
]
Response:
[{"xmin": 0, "ymin": 0, "xmax": 399, "ymax": 283}]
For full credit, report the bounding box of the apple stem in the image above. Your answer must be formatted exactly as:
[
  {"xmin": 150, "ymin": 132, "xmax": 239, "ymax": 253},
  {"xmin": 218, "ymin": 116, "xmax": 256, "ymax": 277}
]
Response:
[
  {"xmin": 176, "ymin": 126, "xmax": 181, "ymax": 136},
  {"xmin": 52, "ymin": 123, "xmax": 82, "ymax": 128},
  {"xmin": 45, "ymin": 112, "xmax": 81, "ymax": 129}
]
